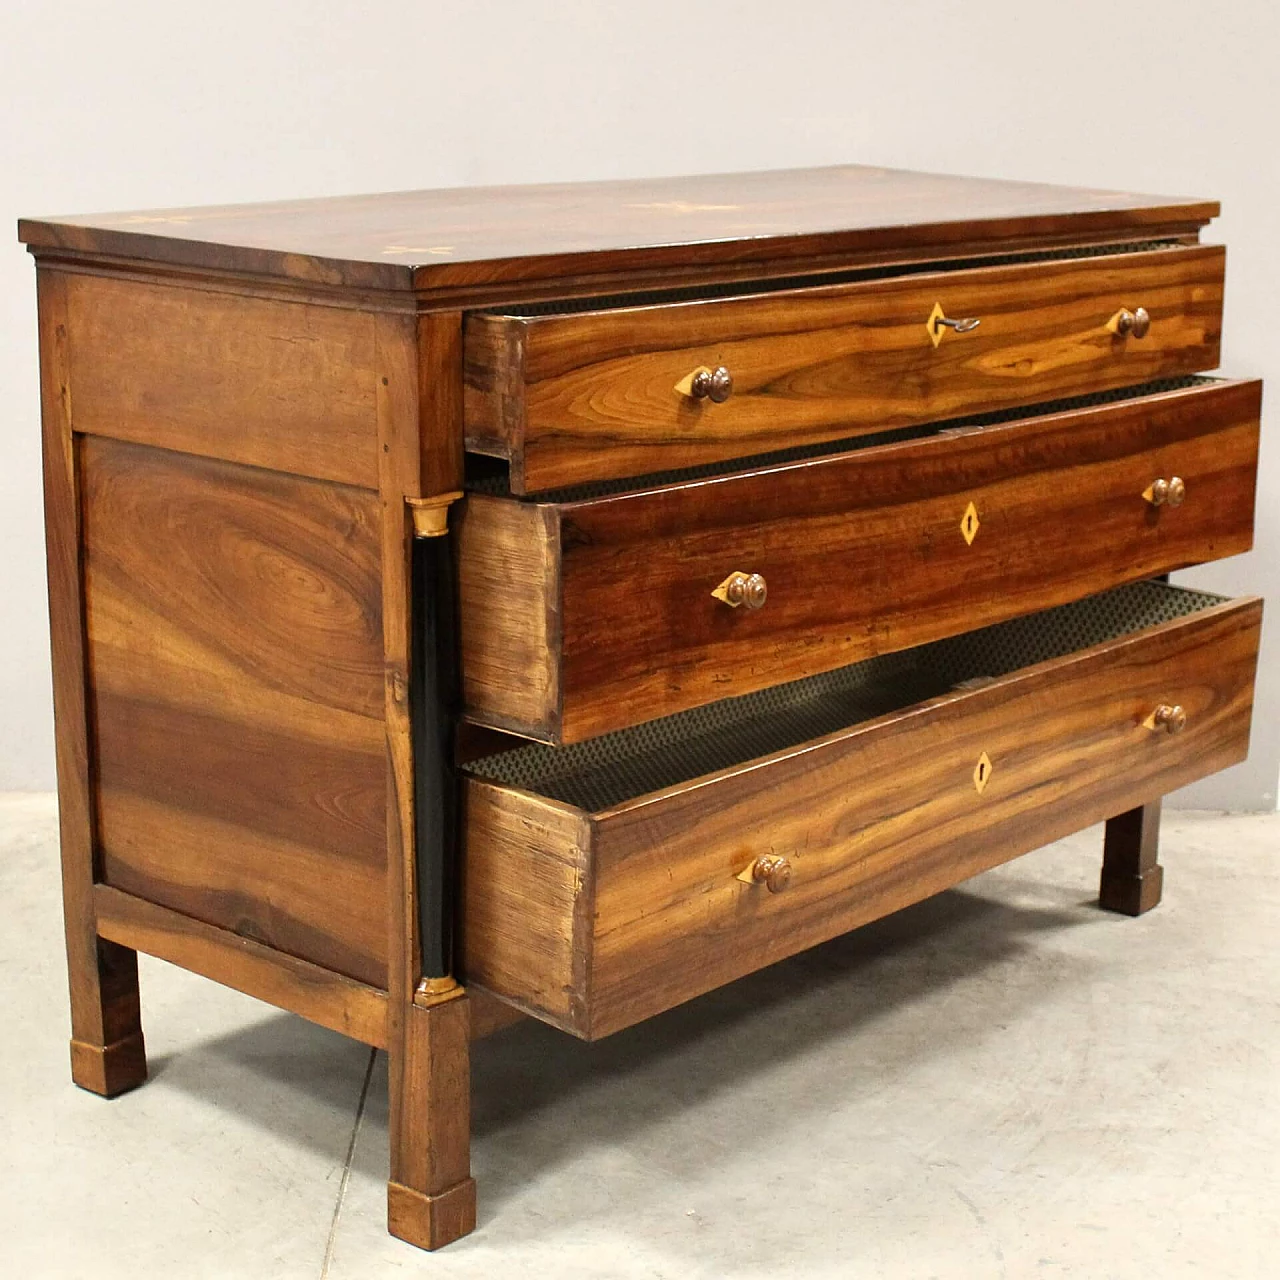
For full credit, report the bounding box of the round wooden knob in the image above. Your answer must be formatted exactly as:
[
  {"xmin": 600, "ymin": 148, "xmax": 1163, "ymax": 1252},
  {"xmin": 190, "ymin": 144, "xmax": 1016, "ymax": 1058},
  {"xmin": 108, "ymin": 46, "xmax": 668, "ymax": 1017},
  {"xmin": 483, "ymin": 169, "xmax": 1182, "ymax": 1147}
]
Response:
[
  {"xmin": 1147, "ymin": 477, "xmax": 1186, "ymax": 508},
  {"xmin": 691, "ymin": 365, "xmax": 733, "ymax": 403},
  {"xmin": 1154, "ymin": 704, "xmax": 1187, "ymax": 735},
  {"xmin": 1115, "ymin": 307, "xmax": 1151, "ymax": 338},
  {"xmin": 752, "ymin": 855, "xmax": 792, "ymax": 893},
  {"xmin": 725, "ymin": 571, "xmax": 767, "ymax": 610}
]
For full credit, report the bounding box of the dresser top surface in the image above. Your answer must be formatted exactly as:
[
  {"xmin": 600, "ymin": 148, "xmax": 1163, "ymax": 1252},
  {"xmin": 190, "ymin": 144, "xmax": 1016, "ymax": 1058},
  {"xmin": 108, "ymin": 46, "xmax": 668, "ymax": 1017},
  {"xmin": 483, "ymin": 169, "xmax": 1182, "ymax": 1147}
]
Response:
[{"xmin": 19, "ymin": 164, "xmax": 1217, "ymax": 296}]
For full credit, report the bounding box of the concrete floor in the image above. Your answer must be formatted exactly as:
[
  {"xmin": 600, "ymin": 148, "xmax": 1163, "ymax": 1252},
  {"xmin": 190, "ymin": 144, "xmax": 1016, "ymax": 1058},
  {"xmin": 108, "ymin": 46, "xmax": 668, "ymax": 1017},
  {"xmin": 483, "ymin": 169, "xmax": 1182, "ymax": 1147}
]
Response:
[{"xmin": 1, "ymin": 794, "xmax": 1277, "ymax": 1278}]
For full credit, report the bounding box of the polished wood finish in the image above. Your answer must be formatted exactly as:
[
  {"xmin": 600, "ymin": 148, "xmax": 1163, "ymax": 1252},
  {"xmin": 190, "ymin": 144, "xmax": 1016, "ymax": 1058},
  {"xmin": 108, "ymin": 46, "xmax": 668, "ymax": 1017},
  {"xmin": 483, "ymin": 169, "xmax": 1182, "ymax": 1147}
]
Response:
[
  {"xmin": 63, "ymin": 272, "xmax": 381, "ymax": 488},
  {"xmin": 80, "ymin": 437, "xmax": 389, "ymax": 986},
  {"xmin": 462, "ymin": 596, "xmax": 1261, "ymax": 1039},
  {"xmin": 459, "ymin": 378, "xmax": 1260, "ymax": 743},
  {"xmin": 465, "ymin": 246, "xmax": 1224, "ymax": 492},
  {"xmin": 455, "ymin": 497, "xmax": 560, "ymax": 737},
  {"xmin": 387, "ymin": 993, "xmax": 476, "ymax": 1251},
  {"xmin": 1100, "ymin": 800, "xmax": 1165, "ymax": 915},
  {"xmin": 375, "ymin": 307, "xmax": 476, "ymax": 1251},
  {"xmin": 20, "ymin": 165, "xmax": 1217, "ymax": 293},
  {"xmin": 37, "ymin": 268, "xmax": 148, "ymax": 1098},
  {"xmin": 95, "ymin": 884, "xmax": 389, "ymax": 1047},
  {"xmin": 460, "ymin": 783, "xmax": 590, "ymax": 1029},
  {"xmin": 19, "ymin": 166, "xmax": 1259, "ymax": 1252}
]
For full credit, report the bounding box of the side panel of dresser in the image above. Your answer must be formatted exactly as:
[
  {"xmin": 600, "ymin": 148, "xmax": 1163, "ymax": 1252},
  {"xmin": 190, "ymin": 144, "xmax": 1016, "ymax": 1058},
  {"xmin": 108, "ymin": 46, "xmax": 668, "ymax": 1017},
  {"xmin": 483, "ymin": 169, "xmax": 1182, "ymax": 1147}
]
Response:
[{"xmin": 38, "ymin": 265, "xmax": 393, "ymax": 1036}]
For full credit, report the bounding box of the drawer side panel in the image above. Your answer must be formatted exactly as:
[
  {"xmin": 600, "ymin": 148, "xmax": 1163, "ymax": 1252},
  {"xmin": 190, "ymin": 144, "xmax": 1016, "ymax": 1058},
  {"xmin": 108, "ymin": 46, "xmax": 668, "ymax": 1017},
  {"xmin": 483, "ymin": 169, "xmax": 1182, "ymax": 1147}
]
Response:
[
  {"xmin": 456, "ymin": 494, "xmax": 561, "ymax": 740},
  {"xmin": 460, "ymin": 781, "xmax": 591, "ymax": 1031}
]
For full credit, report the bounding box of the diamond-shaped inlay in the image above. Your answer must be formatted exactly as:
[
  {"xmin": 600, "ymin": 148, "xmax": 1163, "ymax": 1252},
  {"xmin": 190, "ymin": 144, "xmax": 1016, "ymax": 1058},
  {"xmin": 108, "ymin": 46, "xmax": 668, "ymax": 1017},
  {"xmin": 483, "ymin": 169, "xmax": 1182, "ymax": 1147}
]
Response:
[
  {"xmin": 973, "ymin": 751, "xmax": 993, "ymax": 794},
  {"xmin": 960, "ymin": 501, "xmax": 980, "ymax": 545},
  {"xmin": 926, "ymin": 301, "xmax": 946, "ymax": 348}
]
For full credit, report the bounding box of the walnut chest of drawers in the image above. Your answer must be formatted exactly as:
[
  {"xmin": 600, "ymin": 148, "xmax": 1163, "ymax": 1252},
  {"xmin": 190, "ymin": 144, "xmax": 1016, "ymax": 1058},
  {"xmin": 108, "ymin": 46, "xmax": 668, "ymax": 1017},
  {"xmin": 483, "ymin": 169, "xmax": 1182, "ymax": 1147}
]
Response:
[{"xmin": 19, "ymin": 165, "xmax": 1263, "ymax": 1250}]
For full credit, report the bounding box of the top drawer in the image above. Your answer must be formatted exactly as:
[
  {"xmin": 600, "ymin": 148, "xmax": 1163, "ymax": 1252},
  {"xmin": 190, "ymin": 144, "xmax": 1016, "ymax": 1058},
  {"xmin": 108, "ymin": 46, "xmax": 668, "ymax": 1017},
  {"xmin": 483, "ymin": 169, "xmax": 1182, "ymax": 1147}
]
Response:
[{"xmin": 464, "ymin": 245, "xmax": 1224, "ymax": 493}]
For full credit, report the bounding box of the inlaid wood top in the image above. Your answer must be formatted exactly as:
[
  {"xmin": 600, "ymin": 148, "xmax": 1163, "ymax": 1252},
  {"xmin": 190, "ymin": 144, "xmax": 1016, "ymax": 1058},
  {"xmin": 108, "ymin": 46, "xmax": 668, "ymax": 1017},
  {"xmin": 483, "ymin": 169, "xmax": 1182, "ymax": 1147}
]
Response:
[{"xmin": 19, "ymin": 165, "xmax": 1216, "ymax": 295}]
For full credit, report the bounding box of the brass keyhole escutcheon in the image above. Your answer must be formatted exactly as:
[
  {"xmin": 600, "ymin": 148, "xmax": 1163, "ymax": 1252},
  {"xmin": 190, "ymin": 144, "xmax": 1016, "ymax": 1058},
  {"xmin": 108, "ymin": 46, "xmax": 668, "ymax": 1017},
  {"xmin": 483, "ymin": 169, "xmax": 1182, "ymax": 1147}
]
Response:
[
  {"xmin": 973, "ymin": 751, "xmax": 993, "ymax": 794},
  {"xmin": 960, "ymin": 501, "xmax": 980, "ymax": 545}
]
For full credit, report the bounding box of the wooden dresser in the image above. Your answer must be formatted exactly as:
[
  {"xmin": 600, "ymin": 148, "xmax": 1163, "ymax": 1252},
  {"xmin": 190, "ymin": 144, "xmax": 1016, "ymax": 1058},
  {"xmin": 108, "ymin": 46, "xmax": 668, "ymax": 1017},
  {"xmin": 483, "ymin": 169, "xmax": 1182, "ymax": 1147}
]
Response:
[{"xmin": 19, "ymin": 165, "xmax": 1263, "ymax": 1250}]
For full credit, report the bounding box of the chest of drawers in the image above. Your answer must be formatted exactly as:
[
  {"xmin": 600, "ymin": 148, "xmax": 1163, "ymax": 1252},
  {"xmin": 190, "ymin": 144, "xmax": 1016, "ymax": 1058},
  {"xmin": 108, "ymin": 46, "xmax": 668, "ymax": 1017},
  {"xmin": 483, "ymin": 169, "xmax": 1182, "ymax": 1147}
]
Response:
[{"xmin": 19, "ymin": 165, "xmax": 1262, "ymax": 1250}]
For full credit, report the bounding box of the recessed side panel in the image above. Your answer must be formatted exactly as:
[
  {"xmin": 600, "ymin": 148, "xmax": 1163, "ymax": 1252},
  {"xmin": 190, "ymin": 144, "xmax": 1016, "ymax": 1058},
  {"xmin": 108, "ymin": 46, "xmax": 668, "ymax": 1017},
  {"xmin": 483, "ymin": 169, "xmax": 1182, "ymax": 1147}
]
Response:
[{"xmin": 80, "ymin": 437, "xmax": 389, "ymax": 987}]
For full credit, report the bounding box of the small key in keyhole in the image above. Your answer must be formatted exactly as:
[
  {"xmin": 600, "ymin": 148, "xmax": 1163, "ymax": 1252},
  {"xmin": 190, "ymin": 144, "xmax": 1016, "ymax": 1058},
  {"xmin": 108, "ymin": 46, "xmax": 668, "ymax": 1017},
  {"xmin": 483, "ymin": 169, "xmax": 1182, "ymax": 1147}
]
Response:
[{"xmin": 933, "ymin": 314, "xmax": 982, "ymax": 335}]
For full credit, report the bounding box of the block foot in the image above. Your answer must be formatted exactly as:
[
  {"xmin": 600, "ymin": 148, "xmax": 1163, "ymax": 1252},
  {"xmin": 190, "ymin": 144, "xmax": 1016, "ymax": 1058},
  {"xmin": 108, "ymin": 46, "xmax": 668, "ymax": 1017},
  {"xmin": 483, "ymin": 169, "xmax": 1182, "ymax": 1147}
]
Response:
[
  {"xmin": 70, "ymin": 1031, "xmax": 148, "ymax": 1098},
  {"xmin": 388, "ymin": 1177, "xmax": 477, "ymax": 1251},
  {"xmin": 1100, "ymin": 800, "xmax": 1164, "ymax": 917}
]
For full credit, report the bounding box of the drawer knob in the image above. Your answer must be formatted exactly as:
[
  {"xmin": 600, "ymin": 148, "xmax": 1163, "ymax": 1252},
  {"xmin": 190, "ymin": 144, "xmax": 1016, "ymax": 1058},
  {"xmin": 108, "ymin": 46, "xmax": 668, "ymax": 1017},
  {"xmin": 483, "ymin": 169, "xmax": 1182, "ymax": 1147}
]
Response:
[
  {"xmin": 1153, "ymin": 704, "xmax": 1187, "ymax": 735},
  {"xmin": 751, "ymin": 855, "xmax": 792, "ymax": 894},
  {"xmin": 690, "ymin": 365, "xmax": 734, "ymax": 403},
  {"xmin": 713, "ymin": 571, "xmax": 767, "ymax": 610},
  {"xmin": 1113, "ymin": 306, "xmax": 1152, "ymax": 338},
  {"xmin": 1145, "ymin": 476, "xmax": 1186, "ymax": 507}
]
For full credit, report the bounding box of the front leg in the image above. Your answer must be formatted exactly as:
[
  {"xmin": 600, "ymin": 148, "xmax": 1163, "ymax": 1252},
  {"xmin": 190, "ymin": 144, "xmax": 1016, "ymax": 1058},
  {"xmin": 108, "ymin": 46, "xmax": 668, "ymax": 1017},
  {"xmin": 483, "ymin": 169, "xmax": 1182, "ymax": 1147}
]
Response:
[
  {"xmin": 387, "ymin": 990, "xmax": 476, "ymax": 1250},
  {"xmin": 1100, "ymin": 799, "xmax": 1165, "ymax": 916}
]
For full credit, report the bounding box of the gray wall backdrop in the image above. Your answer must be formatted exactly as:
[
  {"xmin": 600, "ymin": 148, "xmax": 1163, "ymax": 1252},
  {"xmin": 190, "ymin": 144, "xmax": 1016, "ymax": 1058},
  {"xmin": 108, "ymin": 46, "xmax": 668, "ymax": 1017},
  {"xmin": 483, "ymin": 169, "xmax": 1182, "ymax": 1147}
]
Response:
[{"xmin": 1, "ymin": 1, "xmax": 1275, "ymax": 807}]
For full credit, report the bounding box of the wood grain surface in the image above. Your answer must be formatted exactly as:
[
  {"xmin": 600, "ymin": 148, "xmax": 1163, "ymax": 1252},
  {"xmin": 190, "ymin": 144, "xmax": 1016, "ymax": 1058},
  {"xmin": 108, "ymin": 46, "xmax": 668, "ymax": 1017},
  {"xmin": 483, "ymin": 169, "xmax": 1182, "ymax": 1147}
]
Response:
[
  {"xmin": 466, "ymin": 245, "xmax": 1225, "ymax": 492},
  {"xmin": 387, "ymin": 995, "xmax": 477, "ymax": 1250},
  {"xmin": 38, "ymin": 267, "xmax": 149, "ymax": 1096},
  {"xmin": 63, "ymin": 272, "xmax": 381, "ymax": 487},
  {"xmin": 19, "ymin": 164, "xmax": 1217, "ymax": 292},
  {"xmin": 459, "ymin": 378, "xmax": 1260, "ymax": 743},
  {"xmin": 460, "ymin": 783, "xmax": 590, "ymax": 1029},
  {"xmin": 462, "ymin": 595, "xmax": 1261, "ymax": 1037},
  {"xmin": 1100, "ymin": 800, "xmax": 1164, "ymax": 916},
  {"xmin": 455, "ymin": 496, "xmax": 561, "ymax": 738},
  {"xmin": 95, "ymin": 884, "xmax": 389, "ymax": 1047},
  {"xmin": 80, "ymin": 438, "xmax": 389, "ymax": 987}
]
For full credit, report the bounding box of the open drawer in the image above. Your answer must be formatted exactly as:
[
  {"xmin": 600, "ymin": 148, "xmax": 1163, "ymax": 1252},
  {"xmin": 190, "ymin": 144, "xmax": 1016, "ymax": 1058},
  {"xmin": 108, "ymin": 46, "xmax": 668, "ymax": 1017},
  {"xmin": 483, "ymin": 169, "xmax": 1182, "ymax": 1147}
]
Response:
[
  {"xmin": 460, "ymin": 581, "xmax": 1262, "ymax": 1039},
  {"xmin": 457, "ymin": 377, "xmax": 1260, "ymax": 744},
  {"xmin": 464, "ymin": 243, "xmax": 1225, "ymax": 492}
]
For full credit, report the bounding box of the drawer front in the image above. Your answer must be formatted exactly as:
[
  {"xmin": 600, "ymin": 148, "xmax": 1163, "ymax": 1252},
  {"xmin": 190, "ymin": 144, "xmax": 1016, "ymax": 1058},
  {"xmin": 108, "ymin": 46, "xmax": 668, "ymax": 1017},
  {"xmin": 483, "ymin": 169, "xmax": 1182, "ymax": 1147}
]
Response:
[
  {"xmin": 461, "ymin": 585, "xmax": 1262, "ymax": 1038},
  {"xmin": 465, "ymin": 245, "xmax": 1225, "ymax": 493},
  {"xmin": 457, "ymin": 378, "xmax": 1260, "ymax": 744}
]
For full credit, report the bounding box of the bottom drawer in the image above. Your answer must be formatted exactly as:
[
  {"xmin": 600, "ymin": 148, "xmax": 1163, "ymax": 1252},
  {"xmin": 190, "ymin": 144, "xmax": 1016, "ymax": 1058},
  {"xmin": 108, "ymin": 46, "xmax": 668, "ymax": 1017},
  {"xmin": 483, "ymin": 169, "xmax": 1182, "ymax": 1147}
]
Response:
[{"xmin": 461, "ymin": 581, "xmax": 1261, "ymax": 1039}]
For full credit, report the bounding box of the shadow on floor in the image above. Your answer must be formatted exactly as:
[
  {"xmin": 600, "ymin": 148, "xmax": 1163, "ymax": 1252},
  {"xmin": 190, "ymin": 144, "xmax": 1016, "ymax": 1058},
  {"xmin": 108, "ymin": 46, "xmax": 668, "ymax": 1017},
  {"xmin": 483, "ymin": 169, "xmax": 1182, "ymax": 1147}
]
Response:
[{"xmin": 147, "ymin": 876, "xmax": 1100, "ymax": 1207}]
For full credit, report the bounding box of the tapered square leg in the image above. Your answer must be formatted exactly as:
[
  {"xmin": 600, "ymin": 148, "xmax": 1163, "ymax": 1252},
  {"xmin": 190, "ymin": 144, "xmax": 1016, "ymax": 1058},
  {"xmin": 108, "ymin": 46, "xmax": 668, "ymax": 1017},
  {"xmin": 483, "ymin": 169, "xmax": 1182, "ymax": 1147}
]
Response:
[
  {"xmin": 1100, "ymin": 799, "xmax": 1165, "ymax": 916},
  {"xmin": 68, "ymin": 936, "xmax": 147, "ymax": 1098},
  {"xmin": 387, "ymin": 991, "xmax": 475, "ymax": 1251}
]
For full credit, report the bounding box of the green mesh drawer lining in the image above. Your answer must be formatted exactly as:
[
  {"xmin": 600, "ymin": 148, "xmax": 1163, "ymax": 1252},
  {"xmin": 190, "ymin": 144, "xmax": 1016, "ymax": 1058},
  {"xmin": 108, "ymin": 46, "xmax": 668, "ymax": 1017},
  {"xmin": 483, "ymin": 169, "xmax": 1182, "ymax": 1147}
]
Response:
[
  {"xmin": 465, "ymin": 581, "xmax": 1225, "ymax": 813},
  {"xmin": 465, "ymin": 376, "xmax": 1218, "ymax": 503},
  {"xmin": 486, "ymin": 239, "xmax": 1183, "ymax": 319}
]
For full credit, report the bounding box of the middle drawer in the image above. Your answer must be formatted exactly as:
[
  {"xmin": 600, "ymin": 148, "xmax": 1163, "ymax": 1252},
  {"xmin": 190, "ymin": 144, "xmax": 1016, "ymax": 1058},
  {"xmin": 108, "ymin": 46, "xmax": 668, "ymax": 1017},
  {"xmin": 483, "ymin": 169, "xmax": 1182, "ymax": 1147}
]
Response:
[{"xmin": 457, "ymin": 376, "xmax": 1260, "ymax": 744}]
